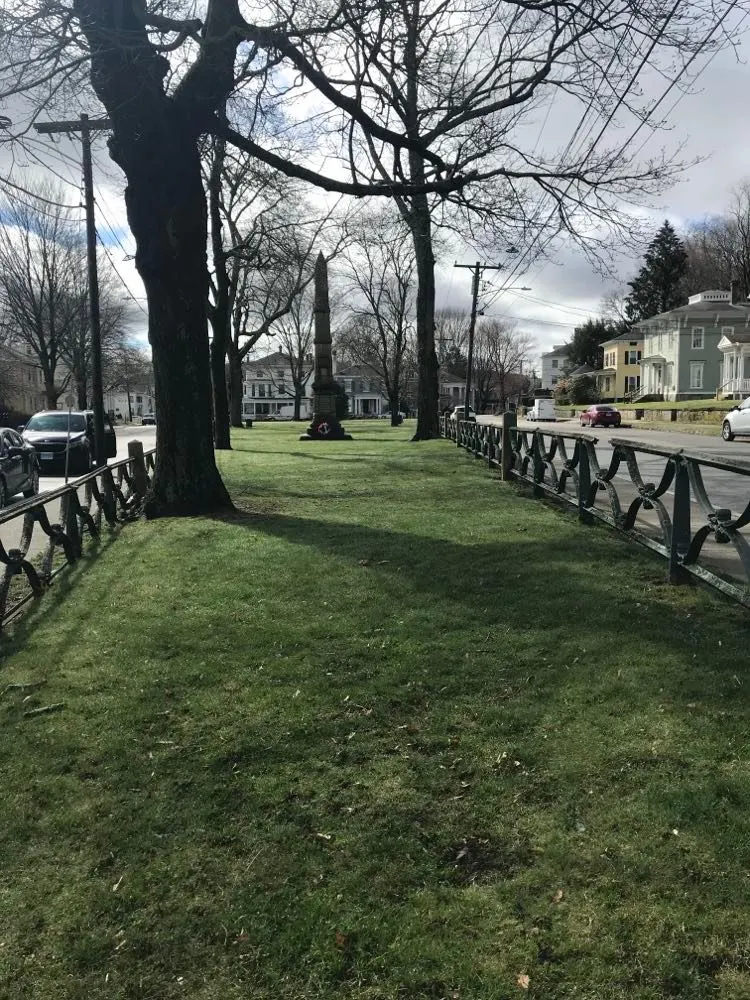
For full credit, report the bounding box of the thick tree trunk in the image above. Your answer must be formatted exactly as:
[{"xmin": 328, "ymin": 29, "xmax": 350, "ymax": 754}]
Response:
[
  {"xmin": 410, "ymin": 195, "xmax": 439, "ymax": 440},
  {"xmin": 227, "ymin": 345, "xmax": 244, "ymax": 427},
  {"xmin": 210, "ymin": 335, "xmax": 231, "ymax": 448},
  {"xmin": 44, "ymin": 375, "xmax": 57, "ymax": 409},
  {"xmin": 110, "ymin": 123, "xmax": 232, "ymax": 517},
  {"xmin": 76, "ymin": 377, "xmax": 87, "ymax": 410},
  {"xmin": 208, "ymin": 135, "xmax": 231, "ymax": 450},
  {"xmin": 293, "ymin": 392, "xmax": 302, "ymax": 421}
]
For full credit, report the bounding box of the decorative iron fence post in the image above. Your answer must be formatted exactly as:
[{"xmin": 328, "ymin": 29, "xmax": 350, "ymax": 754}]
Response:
[
  {"xmin": 532, "ymin": 430, "xmax": 544, "ymax": 497},
  {"xmin": 668, "ymin": 454, "xmax": 691, "ymax": 583},
  {"xmin": 501, "ymin": 411, "xmax": 516, "ymax": 480},
  {"xmin": 577, "ymin": 439, "xmax": 593, "ymax": 525},
  {"xmin": 128, "ymin": 440, "xmax": 148, "ymax": 499}
]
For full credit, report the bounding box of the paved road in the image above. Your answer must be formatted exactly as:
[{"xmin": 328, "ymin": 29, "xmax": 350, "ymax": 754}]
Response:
[{"xmin": 1, "ymin": 425, "xmax": 156, "ymax": 558}]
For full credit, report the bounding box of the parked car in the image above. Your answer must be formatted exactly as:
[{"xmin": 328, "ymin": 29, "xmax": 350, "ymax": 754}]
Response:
[
  {"xmin": 20, "ymin": 410, "xmax": 117, "ymax": 474},
  {"xmin": 0, "ymin": 428, "xmax": 39, "ymax": 507},
  {"xmin": 449, "ymin": 405, "xmax": 477, "ymax": 421},
  {"xmin": 579, "ymin": 404, "xmax": 622, "ymax": 428},
  {"xmin": 526, "ymin": 398, "xmax": 556, "ymax": 421},
  {"xmin": 141, "ymin": 413, "xmax": 156, "ymax": 426},
  {"xmin": 721, "ymin": 396, "xmax": 750, "ymax": 441}
]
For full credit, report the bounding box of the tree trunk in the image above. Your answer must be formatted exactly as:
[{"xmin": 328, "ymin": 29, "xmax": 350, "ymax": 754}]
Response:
[
  {"xmin": 110, "ymin": 122, "xmax": 232, "ymax": 517},
  {"xmin": 76, "ymin": 376, "xmax": 87, "ymax": 410},
  {"xmin": 409, "ymin": 195, "xmax": 439, "ymax": 440},
  {"xmin": 293, "ymin": 392, "xmax": 302, "ymax": 420},
  {"xmin": 44, "ymin": 375, "xmax": 57, "ymax": 409},
  {"xmin": 227, "ymin": 343, "xmax": 244, "ymax": 427},
  {"xmin": 208, "ymin": 134, "xmax": 231, "ymax": 450}
]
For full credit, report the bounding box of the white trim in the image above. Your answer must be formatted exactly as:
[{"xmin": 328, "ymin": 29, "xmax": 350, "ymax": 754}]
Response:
[
  {"xmin": 691, "ymin": 327, "xmax": 705, "ymax": 350},
  {"xmin": 689, "ymin": 361, "xmax": 705, "ymax": 390}
]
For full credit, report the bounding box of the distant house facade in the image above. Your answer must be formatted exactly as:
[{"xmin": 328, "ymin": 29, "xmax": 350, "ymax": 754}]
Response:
[
  {"xmin": 540, "ymin": 344, "xmax": 569, "ymax": 390},
  {"xmin": 632, "ymin": 290, "xmax": 750, "ymax": 401},
  {"xmin": 104, "ymin": 385, "xmax": 155, "ymax": 422},
  {"xmin": 0, "ymin": 346, "xmax": 46, "ymax": 419},
  {"xmin": 594, "ymin": 335, "xmax": 643, "ymax": 400},
  {"xmin": 242, "ymin": 351, "xmax": 312, "ymax": 420},
  {"xmin": 439, "ymin": 369, "xmax": 466, "ymax": 411},
  {"xmin": 335, "ymin": 364, "xmax": 388, "ymax": 416}
]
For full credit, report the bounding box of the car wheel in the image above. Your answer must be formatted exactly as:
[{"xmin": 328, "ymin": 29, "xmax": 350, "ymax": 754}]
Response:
[
  {"xmin": 722, "ymin": 421, "xmax": 735, "ymax": 442},
  {"xmin": 23, "ymin": 465, "xmax": 39, "ymax": 498}
]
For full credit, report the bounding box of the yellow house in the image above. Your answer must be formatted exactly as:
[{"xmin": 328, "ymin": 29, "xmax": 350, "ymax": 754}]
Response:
[{"xmin": 596, "ymin": 334, "xmax": 643, "ymax": 400}]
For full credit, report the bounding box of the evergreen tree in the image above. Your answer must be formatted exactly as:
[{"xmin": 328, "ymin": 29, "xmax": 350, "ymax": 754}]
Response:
[
  {"xmin": 568, "ymin": 318, "xmax": 628, "ymax": 369},
  {"xmin": 625, "ymin": 221, "xmax": 687, "ymax": 322}
]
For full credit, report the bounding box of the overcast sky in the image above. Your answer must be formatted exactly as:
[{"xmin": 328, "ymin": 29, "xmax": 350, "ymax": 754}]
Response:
[{"xmin": 2, "ymin": 15, "xmax": 750, "ymax": 375}]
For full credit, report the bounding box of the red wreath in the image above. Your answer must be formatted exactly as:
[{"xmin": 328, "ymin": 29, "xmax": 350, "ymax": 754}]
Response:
[{"xmin": 313, "ymin": 419, "xmax": 332, "ymax": 436}]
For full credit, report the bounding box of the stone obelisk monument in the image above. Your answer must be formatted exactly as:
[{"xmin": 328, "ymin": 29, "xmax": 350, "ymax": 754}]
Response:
[{"xmin": 301, "ymin": 252, "xmax": 352, "ymax": 440}]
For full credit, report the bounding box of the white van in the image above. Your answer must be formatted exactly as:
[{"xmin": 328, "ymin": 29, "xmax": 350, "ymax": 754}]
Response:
[{"xmin": 526, "ymin": 398, "xmax": 556, "ymax": 422}]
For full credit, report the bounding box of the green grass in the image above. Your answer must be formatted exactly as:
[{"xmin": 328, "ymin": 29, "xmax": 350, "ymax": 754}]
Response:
[
  {"xmin": 563, "ymin": 399, "xmax": 733, "ymax": 413},
  {"xmin": 2, "ymin": 421, "xmax": 750, "ymax": 999}
]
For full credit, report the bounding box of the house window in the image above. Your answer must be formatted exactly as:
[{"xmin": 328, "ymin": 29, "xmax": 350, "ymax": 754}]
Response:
[
  {"xmin": 691, "ymin": 327, "xmax": 704, "ymax": 349},
  {"xmin": 689, "ymin": 362, "xmax": 704, "ymax": 389},
  {"xmin": 277, "ymin": 369, "xmax": 284, "ymax": 379},
  {"xmin": 278, "ymin": 382, "xmax": 286, "ymax": 395},
  {"xmin": 625, "ymin": 350, "xmax": 641, "ymax": 365},
  {"xmin": 722, "ymin": 326, "xmax": 735, "ymax": 338},
  {"xmin": 551, "ymin": 377, "xmax": 558, "ymax": 385},
  {"xmin": 256, "ymin": 371, "xmax": 263, "ymax": 378},
  {"xmin": 251, "ymin": 384, "xmax": 256, "ymax": 397},
  {"xmin": 551, "ymin": 359, "xmax": 559, "ymax": 369},
  {"xmin": 259, "ymin": 384, "xmax": 266, "ymax": 397}
]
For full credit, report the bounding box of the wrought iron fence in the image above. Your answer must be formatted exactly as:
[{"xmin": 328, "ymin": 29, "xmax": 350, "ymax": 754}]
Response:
[
  {"xmin": 441, "ymin": 415, "xmax": 750, "ymax": 607},
  {"xmin": 0, "ymin": 449, "xmax": 155, "ymax": 633}
]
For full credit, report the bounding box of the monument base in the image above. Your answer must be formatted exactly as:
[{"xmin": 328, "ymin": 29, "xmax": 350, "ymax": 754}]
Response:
[{"xmin": 300, "ymin": 415, "xmax": 353, "ymax": 441}]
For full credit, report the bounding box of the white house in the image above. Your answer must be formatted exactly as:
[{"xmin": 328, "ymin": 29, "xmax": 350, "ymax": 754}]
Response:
[
  {"xmin": 540, "ymin": 344, "xmax": 569, "ymax": 390},
  {"xmin": 335, "ymin": 364, "xmax": 388, "ymax": 416},
  {"xmin": 242, "ymin": 351, "xmax": 313, "ymax": 420},
  {"xmin": 104, "ymin": 385, "xmax": 155, "ymax": 422}
]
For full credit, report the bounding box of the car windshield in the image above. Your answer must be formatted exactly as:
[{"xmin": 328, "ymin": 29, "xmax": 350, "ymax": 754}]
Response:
[
  {"xmin": 594, "ymin": 405, "xmax": 615, "ymax": 411},
  {"xmin": 26, "ymin": 413, "xmax": 87, "ymax": 432}
]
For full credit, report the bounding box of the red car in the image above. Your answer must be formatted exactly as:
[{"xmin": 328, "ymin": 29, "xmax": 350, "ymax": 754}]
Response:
[{"xmin": 579, "ymin": 404, "xmax": 621, "ymax": 428}]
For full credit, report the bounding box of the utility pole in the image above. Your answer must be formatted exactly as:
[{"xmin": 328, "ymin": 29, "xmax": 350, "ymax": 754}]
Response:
[
  {"xmin": 453, "ymin": 261, "xmax": 507, "ymax": 420},
  {"xmin": 34, "ymin": 115, "xmax": 112, "ymax": 468}
]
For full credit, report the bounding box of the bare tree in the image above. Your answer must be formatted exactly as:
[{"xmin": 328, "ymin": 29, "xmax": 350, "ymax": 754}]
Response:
[
  {"xmin": 435, "ymin": 309, "xmax": 470, "ymax": 365},
  {"xmin": 0, "ymin": 0, "xmax": 740, "ymax": 508},
  {"xmin": 272, "ymin": 291, "xmax": 315, "ymax": 421},
  {"xmin": 472, "ymin": 320, "xmax": 535, "ymax": 413},
  {"xmin": 0, "ymin": 187, "xmax": 84, "ymax": 408},
  {"xmin": 340, "ymin": 213, "xmax": 415, "ymax": 425},
  {"xmin": 103, "ymin": 342, "xmax": 153, "ymax": 421},
  {"xmin": 274, "ymin": 0, "xmax": 733, "ymax": 439},
  {"xmin": 683, "ymin": 181, "xmax": 750, "ymax": 297}
]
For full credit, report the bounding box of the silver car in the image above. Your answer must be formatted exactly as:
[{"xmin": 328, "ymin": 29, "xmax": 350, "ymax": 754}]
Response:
[{"xmin": 721, "ymin": 397, "xmax": 750, "ymax": 441}]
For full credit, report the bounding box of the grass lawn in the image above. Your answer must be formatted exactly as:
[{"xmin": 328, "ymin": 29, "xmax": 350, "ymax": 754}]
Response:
[
  {"xmin": 3, "ymin": 421, "xmax": 750, "ymax": 999},
  {"xmin": 563, "ymin": 400, "xmax": 733, "ymax": 413}
]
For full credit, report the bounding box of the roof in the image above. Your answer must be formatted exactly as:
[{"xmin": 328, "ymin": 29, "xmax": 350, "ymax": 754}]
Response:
[
  {"xmin": 335, "ymin": 363, "xmax": 382, "ymax": 379},
  {"xmin": 718, "ymin": 331, "xmax": 750, "ymax": 346},
  {"xmin": 568, "ymin": 364, "xmax": 595, "ymax": 378},
  {"xmin": 246, "ymin": 351, "xmax": 288, "ymax": 368},
  {"xmin": 599, "ymin": 334, "xmax": 641, "ymax": 347},
  {"xmin": 541, "ymin": 344, "xmax": 570, "ymax": 358},
  {"xmin": 631, "ymin": 294, "xmax": 750, "ymax": 329},
  {"xmin": 439, "ymin": 368, "xmax": 466, "ymax": 385}
]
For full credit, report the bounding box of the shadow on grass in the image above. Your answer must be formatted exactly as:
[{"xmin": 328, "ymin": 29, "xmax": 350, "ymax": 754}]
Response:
[
  {"xmin": 225, "ymin": 507, "xmax": 749, "ymax": 704},
  {"xmin": 1, "ymin": 525, "xmax": 151, "ymax": 664}
]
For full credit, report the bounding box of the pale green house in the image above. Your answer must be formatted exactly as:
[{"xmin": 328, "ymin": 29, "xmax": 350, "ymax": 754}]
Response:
[{"xmin": 631, "ymin": 290, "xmax": 750, "ymax": 401}]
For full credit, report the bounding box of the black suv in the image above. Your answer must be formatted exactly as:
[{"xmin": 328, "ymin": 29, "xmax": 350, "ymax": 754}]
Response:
[{"xmin": 20, "ymin": 410, "xmax": 117, "ymax": 474}]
